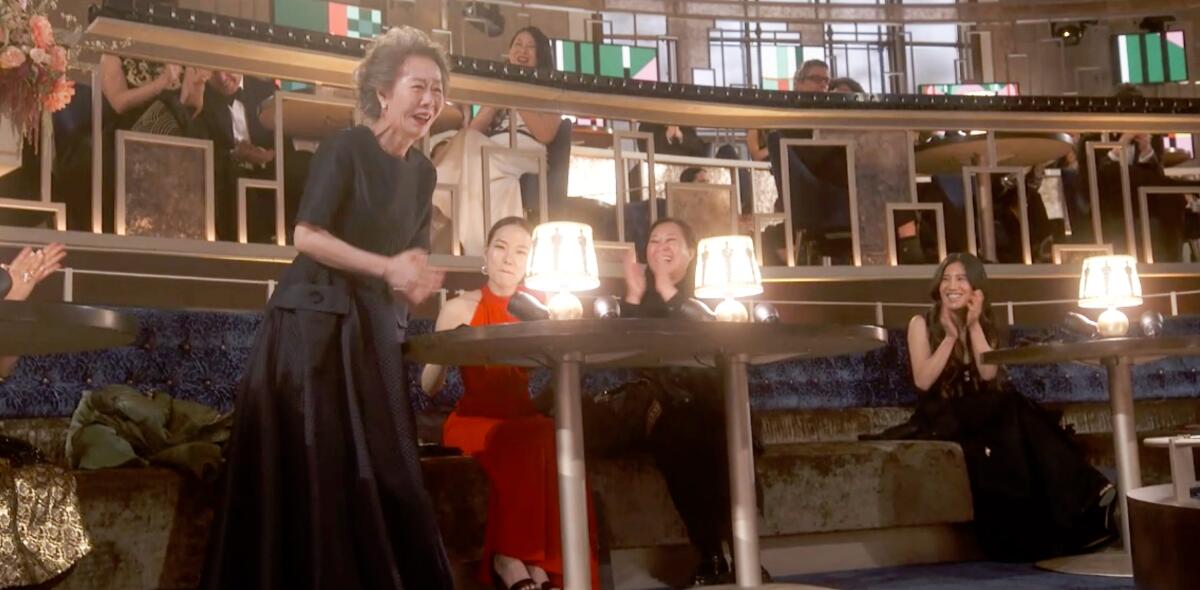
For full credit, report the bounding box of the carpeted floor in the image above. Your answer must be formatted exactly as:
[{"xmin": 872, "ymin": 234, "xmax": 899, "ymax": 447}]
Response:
[{"xmin": 783, "ymin": 561, "xmax": 1134, "ymax": 589}]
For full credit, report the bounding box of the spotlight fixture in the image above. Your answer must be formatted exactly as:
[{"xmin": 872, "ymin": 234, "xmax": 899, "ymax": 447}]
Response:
[
  {"xmin": 1051, "ymin": 22, "xmax": 1088, "ymax": 47},
  {"xmin": 1138, "ymin": 16, "xmax": 1174, "ymax": 33},
  {"xmin": 462, "ymin": 2, "xmax": 504, "ymax": 38}
]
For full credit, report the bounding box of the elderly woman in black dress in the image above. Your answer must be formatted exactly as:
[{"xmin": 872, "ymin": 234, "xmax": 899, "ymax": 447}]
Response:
[{"xmin": 202, "ymin": 27, "xmax": 452, "ymax": 589}]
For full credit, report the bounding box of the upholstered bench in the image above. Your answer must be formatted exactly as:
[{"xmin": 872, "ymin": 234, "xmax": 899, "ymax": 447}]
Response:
[
  {"xmin": 5, "ymin": 396, "xmax": 1198, "ymax": 590},
  {"xmin": 3, "ymin": 308, "xmax": 1200, "ymax": 588}
]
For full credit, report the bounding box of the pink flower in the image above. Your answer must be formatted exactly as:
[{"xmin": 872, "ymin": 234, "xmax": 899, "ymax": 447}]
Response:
[
  {"xmin": 30, "ymin": 15, "xmax": 54, "ymax": 49},
  {"xmin": 29, "ymin": 47, "xmax": 49, "ymax": 66},
  {"xmin": 0, "ymin": 46, "xmax": 26, "ymax": 69},
  {"xmin": 49, "ymin": 46, "xmax": 67, "ymax": 73},
  {"xmin": 42, "ymin": 77, "xmax": 75, "ymax": 112}
]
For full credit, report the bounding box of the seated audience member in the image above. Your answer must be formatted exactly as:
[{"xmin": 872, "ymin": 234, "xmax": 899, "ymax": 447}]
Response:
[
  {"xmin": 201, "ymin": 71, "xmax": 306, "ymax": 243},
  {"xmin": 1, "ymin": 244, "xmax": 66, "ymax": 378},
  {"xmin": 1077, "ymin": 84, "xmax": 1192, "ymax": 261},
  {"xmin": 99, "ymin": 55, "xmax": 210, "ymax": 233},
  {"xmin": 433, "ymin": 26, "xmax": 562, "ymax": 255},
  {"xmin": 423, "ymin": 217, "xmax": 598, "ymax": 590},
  {"xmin": 679, "ymin": 166, "xmax": 710, "ymax": 184},
  {"xmin": 756, "ymin": 60, "xmax": 853, "ymax": 265},
  {"xmin": 575, "ymin": 218, "xmax": 764, "ymax": 586},
  {"xmin": 865, "ymin": 253, "xmax": 1118, "ymax": 560},
  {"xmin": 829, "ymin": 77, "xmax": 865, "ymax": 94},
  {"xmin": 638, "ymin": 123, "xmax": 708, "ymax": 158},
  {"xmin": 100, "ymin": 55, "xmax": 209, "ymax": 137},
  {"xmin": 745, "ymin": 59, "xmax": 831, "ymax": 163}
]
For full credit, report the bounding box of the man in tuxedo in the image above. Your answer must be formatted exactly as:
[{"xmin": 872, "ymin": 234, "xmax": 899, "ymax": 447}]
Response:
[{"xmin": 202, "ymin": 71, "xmax": 287, "ymax": 243}]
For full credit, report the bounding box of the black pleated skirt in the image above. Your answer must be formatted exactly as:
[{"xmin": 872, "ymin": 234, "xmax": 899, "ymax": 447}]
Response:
[{"xmin": 202, "ymin": 285, "xmax": 452, "ymax": 590}]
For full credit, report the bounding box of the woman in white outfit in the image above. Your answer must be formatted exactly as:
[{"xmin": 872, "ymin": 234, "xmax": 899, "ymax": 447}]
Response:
[{"xmin": 433, "ymin": 26, "xmax": 563, "ymax": 255}]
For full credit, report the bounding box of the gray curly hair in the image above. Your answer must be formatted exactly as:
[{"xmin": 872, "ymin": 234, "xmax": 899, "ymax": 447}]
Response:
[{"xmin": 355, "ymin": 26, "xmax": 450, "ymax": 121}]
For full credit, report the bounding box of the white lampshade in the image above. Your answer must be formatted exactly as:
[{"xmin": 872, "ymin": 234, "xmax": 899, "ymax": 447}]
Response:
[
  {"xmin": 525, "ymin": 221, "xmax": 600, "ymax": 293},
  {"xmin": 694, "ymin": 235, "xmax": 764, "ymax": 300},
  {"xmin": 1078, "ymin": 255, "xmax": 1143, "ymax": 309}
]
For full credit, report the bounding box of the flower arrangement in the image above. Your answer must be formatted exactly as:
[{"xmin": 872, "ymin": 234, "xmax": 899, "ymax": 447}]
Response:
[{"xmin": 1, "ymin": 0, "xmax": 75, "ymax": 142}]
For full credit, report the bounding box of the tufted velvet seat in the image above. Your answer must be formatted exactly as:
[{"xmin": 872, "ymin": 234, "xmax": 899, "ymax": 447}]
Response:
[{"xmin": 2, "ymin": 309, "xmax": 1200, "ymax": 588}]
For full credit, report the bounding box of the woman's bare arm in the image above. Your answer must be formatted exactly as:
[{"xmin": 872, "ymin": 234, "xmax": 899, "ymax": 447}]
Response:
[
  {"xmin": 908, "ymin": 315, "xmax": 957, "ymax": 392},
  {"xmin": 420, "ymin": 292, "xmax": 479, "ymax": 396}
]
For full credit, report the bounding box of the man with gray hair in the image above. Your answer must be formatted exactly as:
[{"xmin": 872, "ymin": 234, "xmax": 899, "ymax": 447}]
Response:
[{"xmin": 792, "ymin": 59, "xmax": 831, "ymax": 92}]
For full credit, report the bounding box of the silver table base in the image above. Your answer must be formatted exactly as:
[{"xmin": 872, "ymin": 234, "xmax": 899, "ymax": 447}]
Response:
[{"xmin": 1035, "ymin": 549, "xmax": 1132, "ymax": 577}]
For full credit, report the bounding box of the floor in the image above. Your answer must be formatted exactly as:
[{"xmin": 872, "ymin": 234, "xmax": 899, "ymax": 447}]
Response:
[{"xmin": 780, "ymin": 561, "xmax": 1134, "ymax": 590}]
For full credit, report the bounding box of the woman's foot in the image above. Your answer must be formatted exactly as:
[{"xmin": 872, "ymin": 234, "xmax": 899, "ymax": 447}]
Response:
[
  {"xmin": 527, "ymin": 564, "xmax": 557, "ymax": 590},
  {"xmin": 492, "ymin": 554, "xmax": 537, "ymax": 590}
]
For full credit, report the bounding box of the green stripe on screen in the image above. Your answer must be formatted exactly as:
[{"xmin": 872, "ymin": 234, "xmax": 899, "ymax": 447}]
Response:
[
  {"xmin": 1125, "ymin": 35, "xmax": 1145, "ymax": 85},
  {"xmin": 274, "ymin": 0, "xmax": 329, "ymax": 32},
  {"xmin": 1145, "ymin": 33, "xmax": 1165, "ymax": 84}
]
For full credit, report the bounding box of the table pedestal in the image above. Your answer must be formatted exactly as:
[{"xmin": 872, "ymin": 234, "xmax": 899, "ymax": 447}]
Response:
[
  {"xmin": 1036, "ymin": 358, "xmax": 1138, "ymax": 577},
  {"xmin": 404, "ymin": 319, "xmax": 888, "ymax": 590},
  {"xmin": 724, "ymin": 354, "xmax": 762, "ymax": 587},
  {"xmin": 554, "ymin": 352, "xmax": 591, "ymax": 590}
]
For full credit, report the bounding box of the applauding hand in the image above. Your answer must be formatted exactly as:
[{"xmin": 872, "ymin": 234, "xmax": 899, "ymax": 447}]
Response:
[
  {"xmin": 3, "ymin": 244, "xmax": 66, "ymax": 302},
  {"xmin": 623, "ymin": 248, "xmax": 647, "ymax": 304},
  {"xmin": 384, "ymin": 249, "xmax": 444, "ymax": 305}
]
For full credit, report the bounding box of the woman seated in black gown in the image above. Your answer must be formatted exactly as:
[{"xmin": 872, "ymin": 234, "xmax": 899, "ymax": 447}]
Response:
[
  {"xmin": 202, "ymin": 27, "xmax": 453, "ymax": 589},
  {"xmin": 900, "ymin": 252, "xmax": 1117, "ymax": 560}
]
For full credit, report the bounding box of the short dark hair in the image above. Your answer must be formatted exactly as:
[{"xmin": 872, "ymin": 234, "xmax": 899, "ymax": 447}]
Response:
[
  {"xmin": 487, "ymin": 216, "xmax": 532, "ymax": 245},
  {"xmin": 794, "ymin": 59, "xmax": 829, "ymax": 86},
  {"xmin": 648, "ymin": 217, "xmax": 696, "ymax": 251},
  {"xmin": 830, "ymin": 77, "xmax": 864, "ymax": 93},
  {"xmin": 1114, "ymin": 83, "xmax": 1143, "ymax": 99},
  {"xmin": 680, "ymin": 167, "xmax": 706, "ymax": 183}
]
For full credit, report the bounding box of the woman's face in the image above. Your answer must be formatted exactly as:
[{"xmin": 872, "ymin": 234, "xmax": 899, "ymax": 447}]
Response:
[
  {"xmin": 646, "ymin": 222, "xmax": 693, "ymax": 281},
  {"xmin": 485, "ymin": 224, "xmax": 533, "ymax": 292},
  {"xmin": 938, "ymin": 261, "xmax": 974, "ymax": 311},
  {"xmin": 508, "ymin": 31, "xmax": 539, "ymax": 68},
  {"xmin": 379, "ymin": 55, "xmax": 445, "ymax": 141}
]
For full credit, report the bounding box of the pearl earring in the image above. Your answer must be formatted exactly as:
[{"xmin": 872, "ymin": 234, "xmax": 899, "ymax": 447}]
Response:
[{"xmin": 481, "ymin": 265, "xmax": 488, "ymax": 276}]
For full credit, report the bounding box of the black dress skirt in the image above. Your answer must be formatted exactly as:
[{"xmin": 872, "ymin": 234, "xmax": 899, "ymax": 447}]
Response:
[
  {"xmin": 908, "ymin": 358, "xmax": 1113, "ymax": 561},
  {"xmin": 202, "ymin": 126, "xmax": 453, "ymax": 589}
]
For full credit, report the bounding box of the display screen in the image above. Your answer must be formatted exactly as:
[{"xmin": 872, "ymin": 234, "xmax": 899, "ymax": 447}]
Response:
[
  {"xmin": 554, "ymin": 39, "xmax": 659, "ymax": 82},
  {"xmin": 917, "ymin": 83, "xmax": 1020, "ymax": 96},
  {"xmin": 1115, "ymin": 31, "xmax": 1188, "ymax": 85}
]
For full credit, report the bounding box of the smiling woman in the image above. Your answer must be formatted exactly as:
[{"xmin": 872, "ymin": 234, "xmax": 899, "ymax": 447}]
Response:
[
  {"xmin": 864, "ymin": 252, "xmax": 1121, "ymax": 562},
  {"xmin": 422, "ymin": 216, "xmax": 600, "ymax": 590},
  {"xmin": 201, "ymin": 26, "xmax": 455, "ymax": 590},
  {"xmin": 431, "ymin": 26, "xmax": 562, "ymax": 256}
]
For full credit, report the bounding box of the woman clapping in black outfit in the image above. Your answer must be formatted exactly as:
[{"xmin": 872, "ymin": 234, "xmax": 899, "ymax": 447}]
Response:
[{"xmin": 889, "ymin": 253, "xmax": 1117, "ymax": 560}]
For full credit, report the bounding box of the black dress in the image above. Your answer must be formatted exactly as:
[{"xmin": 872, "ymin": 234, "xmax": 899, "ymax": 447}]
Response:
[
  {"xmin": 202, "ymin": 126, "xmax": 453, "ymax": 590},
  {"xmin": 907, "ymin": 315, "xmax": 1113, "ymax": 561},
  {"xmin": 611, "ymin": 271, "xmax": 739, "ymax": 567}
]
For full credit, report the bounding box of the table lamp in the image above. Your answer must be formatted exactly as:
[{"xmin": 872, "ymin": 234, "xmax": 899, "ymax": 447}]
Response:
[
  {"xmin": 525, "ymin": 221, "xmax": 600, "ymax": 320},
  {"xmin": 694, "ymin": 235, "xmax": 763, "ymax": 322},
  {"xmin": 1078, "ymin": 255, "xmax": 1142, "ymax": 337}
]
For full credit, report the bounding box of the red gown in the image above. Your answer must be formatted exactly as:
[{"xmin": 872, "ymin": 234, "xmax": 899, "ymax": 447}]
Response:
[{"xmin": 441, "ymin": 286, "xmax": 599, "ymax": 587}]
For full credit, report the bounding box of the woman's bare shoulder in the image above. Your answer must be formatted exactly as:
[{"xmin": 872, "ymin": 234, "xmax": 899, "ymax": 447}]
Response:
[{"xmin": 436, "ymin": 290, "xmax": 481, "ymax": 328}]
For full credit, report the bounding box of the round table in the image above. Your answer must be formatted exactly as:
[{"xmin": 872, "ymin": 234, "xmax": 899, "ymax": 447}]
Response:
[
  {"xmin": 405, "ymin": 319, "xmax": 887, "ymax": 590},
  {"xmin": 0, "ymin": 300, "xmax": 139, "ymax": 356},
  {"xmin": 914, "ymin": 132, "xmax": 1075, "ymax": 175},
  {"xmin": 982, "ymin": 336, "xmax": 1200, "ymax": 578}
]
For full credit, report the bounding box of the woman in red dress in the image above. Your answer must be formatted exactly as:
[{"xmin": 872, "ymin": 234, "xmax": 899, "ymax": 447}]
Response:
[{"xmin": 422, "ymin": 217, "xmax": 598, "ymax": 590}]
